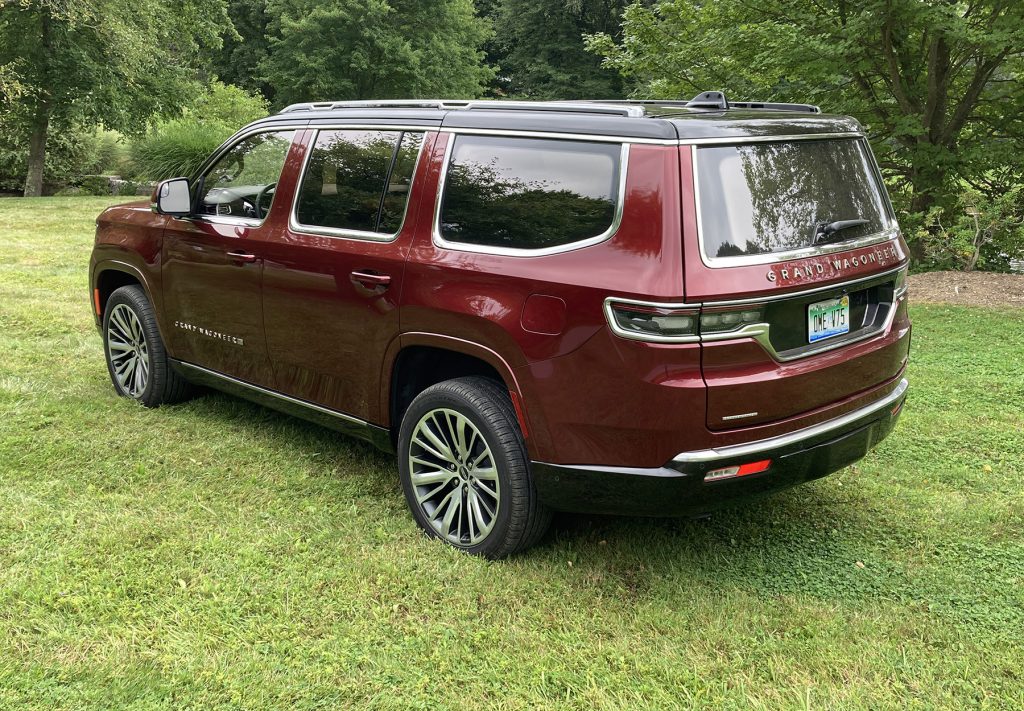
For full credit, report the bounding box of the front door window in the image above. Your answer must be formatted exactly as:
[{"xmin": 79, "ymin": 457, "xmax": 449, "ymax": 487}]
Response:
[{"xmin": 197, "ymin": 131, "xmax": 296, "ymax": 221}]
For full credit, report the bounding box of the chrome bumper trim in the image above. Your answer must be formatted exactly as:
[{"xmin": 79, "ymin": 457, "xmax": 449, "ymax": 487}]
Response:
[{"xmin": 671, "ymin": 377, "xmax": 908, "ymax": 464}]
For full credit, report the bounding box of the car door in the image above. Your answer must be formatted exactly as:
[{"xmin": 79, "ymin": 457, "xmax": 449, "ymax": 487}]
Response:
[
  {"xmin": 259, "ymin": 127, "xmax": 432, "ymax": 423},
  {"xmin": 161, "ymin": 128, "xmax": 299, "ymax": 387}
]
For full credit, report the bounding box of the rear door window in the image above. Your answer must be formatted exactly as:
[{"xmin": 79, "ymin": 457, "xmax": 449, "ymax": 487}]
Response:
[
  {"xmin": 695, "ymin": 138, "xmax": 891, "ymax": 261},
  {"xmin": 294, "ymin": 129, "xmax": 424, "ymax": 236},
  {"xmin": 438, "ymin": 136, "xmax": 622, "ymax": 252}
]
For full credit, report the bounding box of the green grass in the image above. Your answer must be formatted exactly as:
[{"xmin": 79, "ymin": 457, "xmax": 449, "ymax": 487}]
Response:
[{"xmin": 1, "ymin": 196, "xmax": 1022, "ymax": 709}]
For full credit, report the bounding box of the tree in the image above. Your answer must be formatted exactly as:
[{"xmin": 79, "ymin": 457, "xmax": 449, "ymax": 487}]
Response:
[
  {"xmin": 0, "ymin": 0, "xmax": 233, "ymax": 196},
  {"xmin": 211, "ymin": 0, "xmax": 273, "ymax": 101},
  {"xmin": 488, "ymin": 0, "xmax": 635, "ymax": 99},
  {"xmin": 587, "ymin": 0, "xmax": 1024, "ymax": 260},
  {"xmin": 262, "ymin": 0, "xmax": 493, "ymax": 106}
]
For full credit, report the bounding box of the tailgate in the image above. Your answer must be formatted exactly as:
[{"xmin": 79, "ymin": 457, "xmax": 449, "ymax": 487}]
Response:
[{"xmin": 678, "ymin": 136, "xmax": 911, "ymax": 428}]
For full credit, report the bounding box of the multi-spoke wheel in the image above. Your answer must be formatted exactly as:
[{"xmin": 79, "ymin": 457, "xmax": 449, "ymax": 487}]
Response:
[
  {"xmin": 106, "ymin": 303, "xmax": 150, "ymax": 398},
  {"xmin": 409, "ymin": 408, "xmax": 500, "ymax": 546},
  {"xmin": 102, "ymin": 285, "xmax": 193, "ymax": 407},
  {"xmin": 398, "ymin": 376, "xmax": 551, "ymax": 559}
]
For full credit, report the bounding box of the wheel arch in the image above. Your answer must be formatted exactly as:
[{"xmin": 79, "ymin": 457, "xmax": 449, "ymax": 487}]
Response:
[
  {"xmin": 383, "ymin": 333, "xmax": 541, "ymax": 453},
  {"xmin": 92, "ymin": 261, "xmax": 151, "ymax": 321}
]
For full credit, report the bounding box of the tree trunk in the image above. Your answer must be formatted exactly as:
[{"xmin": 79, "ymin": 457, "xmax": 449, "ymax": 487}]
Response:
[
  {"xmin": 23, "ymin": 100, "xmax": 50, "ymax": 197},
  {"xmin": 906, "ymin": 151, "xmax": 947, "ymax": 263},
  {"xmin": 23, "ymin": 9, "xmax": 51, "ymax": 198}
]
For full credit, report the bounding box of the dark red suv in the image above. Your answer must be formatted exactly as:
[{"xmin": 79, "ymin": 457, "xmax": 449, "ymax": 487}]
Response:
[{"xmin": 90, "ymin": 93, "xmax": 910, "ymax": 558}]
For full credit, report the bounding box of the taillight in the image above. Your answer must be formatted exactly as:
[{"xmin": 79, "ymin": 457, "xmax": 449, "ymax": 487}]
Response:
[
  {"xmin": 605, "ymin": 298, "xmax": 767, "ymax": 342},
  {"xmin": 893, "ymin": 267, "xmax": 909, "ymax": 299},
  {"xmin": 699, "ymin": 306, "xmax": 764, "ymax": 334},
  {"xmin": 605, "ymin": 301, "xmax": 699, "ymax": 342}
]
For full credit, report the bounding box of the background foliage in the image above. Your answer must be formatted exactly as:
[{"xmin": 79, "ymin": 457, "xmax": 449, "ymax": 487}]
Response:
[
  {"xmin": 586, "ymin": 0, "xmax": 1024, "ymax": 270},
  {"xmin": 1, "ymin": 0, "xmax": 1021, "ymax": 269}
]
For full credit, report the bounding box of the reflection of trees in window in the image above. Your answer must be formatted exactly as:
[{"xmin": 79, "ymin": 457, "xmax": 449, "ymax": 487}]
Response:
[
  {"xmin": 200, "ymin": 131, "xmax": 295, "ymax": 215},
  {"xmin": 379, "ymin": 132, "xmax": 423, "ymax": 233},
  {"xmin": 699, "ymin": 139, "xmax": 888, "ymax": 258},
  {"xmin": 440, "ymin": 138, "xmax": 619, "ymax": 250},
  {"xmin": 297, "ymin": 130, "xmax": 423, "ymax": 233},
  {"xmin": 211, "ymin": 133, "xmax": 295, "ymax": 187}
]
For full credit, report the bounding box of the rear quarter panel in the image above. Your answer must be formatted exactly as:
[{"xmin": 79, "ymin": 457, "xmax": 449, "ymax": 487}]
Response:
[{"xmin": 400, "ymin": 133, "xmax": 685, "ymax": 462}]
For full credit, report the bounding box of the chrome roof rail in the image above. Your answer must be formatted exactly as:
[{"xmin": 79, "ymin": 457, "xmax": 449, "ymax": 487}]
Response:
[
  {"xmin": 278, "ymin": 99, "xmax": 646, "ymax": 117},
  {"xmin": 572, "ymin": 94, "xmax": 822, "ymax": 114},
  {"xmin": 278, "ymin": 100, "xmax": 460, "ymax": 113}
]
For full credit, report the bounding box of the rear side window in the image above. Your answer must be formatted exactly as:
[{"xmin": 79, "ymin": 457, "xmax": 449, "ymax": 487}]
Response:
[
  {"xmin": 695, "ymin": 138, "xmax": 891, "ymax": 260},
  {"xmin": 295, "ymin": 129, "xmax": 423, "ymax": 236},
  {"xmin": 438, "ymin": 136, "xmax": 622, "ymax": 251}
]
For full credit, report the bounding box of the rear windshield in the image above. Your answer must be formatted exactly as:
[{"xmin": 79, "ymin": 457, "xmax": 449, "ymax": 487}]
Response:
[{"xmin": 695, "ymin": 138, "xmax": 890, "ymax": 260}]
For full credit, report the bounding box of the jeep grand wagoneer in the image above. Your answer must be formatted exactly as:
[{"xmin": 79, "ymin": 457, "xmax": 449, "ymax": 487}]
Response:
[{"xmin": 90, "ymin": 92, "xmax": 910, "ymax": 558}]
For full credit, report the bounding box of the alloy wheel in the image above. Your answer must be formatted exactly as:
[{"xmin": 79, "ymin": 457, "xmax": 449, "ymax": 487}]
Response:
[
  {"xmin": 106, "ymin": 303, "xmax": 150, "ymax": 398},
  {"xmin": 408, "ymin": 408, "xmax": 500, "ymax": 546}
]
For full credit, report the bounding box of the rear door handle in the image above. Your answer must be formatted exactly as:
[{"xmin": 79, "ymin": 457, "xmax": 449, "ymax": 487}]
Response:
[
  {"xmin": 350, "ymin": 271, "xmax": 391, "ymax": 288},
  {"xmin": 227, "ymin": 250, "xmax": 258, "ymax": 263}
]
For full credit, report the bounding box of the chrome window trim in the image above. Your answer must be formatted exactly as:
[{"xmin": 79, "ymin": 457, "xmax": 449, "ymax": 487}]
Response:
[
  {"xmin": 690, "ymin": 136, "xmax": 900, "ymax": 268},
  {"xmin": 190, "ymin": 126, "xmax": 304, "ymax": 228},
  {"xmin": 672, "ymin": 377, "xmax": 908, "ymax": 464},
  {"xmin": 185, "ymin": 214, "xmax": 264, "ymax": 229},
  {"xmin": 288, "ymin": 127, "xmax": 428, "ymax": 243},
  {"xmin": 602, "ymin": 296, "xmax": 701, "ymax": 344},
  {"xmin": 438, "ymin": 128, "xmax": 867, "ymax": 147},
  {"xmin": 432, "ymin": 135, "xmax": 630, "ymax": 258},
  {"xmin": 442, "ymin": 126, "xmax": 674, "ymax": 145},
  {"xmin": 678, "ymin": 131, "xmax": 865, "ymax": 146}
]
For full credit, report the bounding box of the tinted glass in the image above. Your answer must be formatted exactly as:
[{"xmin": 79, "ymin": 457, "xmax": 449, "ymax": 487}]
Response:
[
  {"xmin": 696, "ymin": 138, "xmax": 890, "ymax": 259},
  {"xmin": 378, "ymin": 131, "xmax": 424, "ymax": 233},
  {"xmin": 439, "ymin": 136, "xmax": 620, "ymax": 250},
  {"xmin": 198, "ymin": 131, "xmax": 295, "ymax": 220},
  {"xmin": 296, "ymin": 129, "xmax": 422, "ymax": 234}
]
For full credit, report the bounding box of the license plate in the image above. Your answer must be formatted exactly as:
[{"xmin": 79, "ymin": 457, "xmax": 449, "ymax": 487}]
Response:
[{"xmin": 808, "ymin": 295, "xmax": 850, "ymax": 343}]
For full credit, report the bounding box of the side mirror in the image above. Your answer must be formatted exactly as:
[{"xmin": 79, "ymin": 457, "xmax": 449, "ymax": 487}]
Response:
[{"xmin": 154, "ymin": 178, "xmax": 192, "ymax": 216}]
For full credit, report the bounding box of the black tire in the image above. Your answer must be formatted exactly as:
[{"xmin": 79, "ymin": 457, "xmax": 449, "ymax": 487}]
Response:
[
  {"xmin": 102, "ymin": 285, "xmax": 193, "ymax": 407},
  {"xmin": 397, "ymin": 376, "xmax": 551, "ymax": 559}
]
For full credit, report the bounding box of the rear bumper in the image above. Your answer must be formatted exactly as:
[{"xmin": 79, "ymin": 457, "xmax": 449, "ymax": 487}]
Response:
[{"xmin": 532, "ymin": 378, "xmax": 907, "ymax": 516}]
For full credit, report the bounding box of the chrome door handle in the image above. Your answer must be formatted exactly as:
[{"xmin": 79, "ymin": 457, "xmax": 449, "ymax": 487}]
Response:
[
  {"xmin": 350, "ymin": 271, "xmax": 391, "ymax": 288},
  {"xmin": 227, "ymin": 251, "xmax": 257, "ymax": 263}
]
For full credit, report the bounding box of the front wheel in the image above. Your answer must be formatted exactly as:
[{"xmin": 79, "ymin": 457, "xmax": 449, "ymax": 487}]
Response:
[
  {"xmin": 397, "ymin": 377, "xmax": 551, "ymax": 559},
  {"xmin": 102, "ymin": 285, "xmax": 193, "ymax": 407}
]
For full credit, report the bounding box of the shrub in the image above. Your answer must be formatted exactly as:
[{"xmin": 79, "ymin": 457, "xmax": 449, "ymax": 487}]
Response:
[
  {"xmin": 76, "ymin": 175, "xmax": 112, "ymax": 196},
  {"xmin": 913, "ymin": 187, "xmax": 1024, "ymax": 272},
  {"xmin": 129, "ymin": 120, "xmax": 234, "ymax": 181},
  {"xmin": 128, "ymin": 82, "xmax": 269, "ymax": 181}
]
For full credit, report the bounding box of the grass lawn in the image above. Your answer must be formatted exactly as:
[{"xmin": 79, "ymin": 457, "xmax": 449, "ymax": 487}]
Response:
[{"xmin": 1, "ymin": 196, "xmax": 1022, "ymax": 710}]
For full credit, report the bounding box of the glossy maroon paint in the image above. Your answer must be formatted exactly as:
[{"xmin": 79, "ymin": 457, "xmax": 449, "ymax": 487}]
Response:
[
  {"xmin": 259, "ymin": 130, "xmax": 434, "ymax": 423},
  {"xmin": 91, "ymin": 125, "xmax": 911, "ymax": 472}
]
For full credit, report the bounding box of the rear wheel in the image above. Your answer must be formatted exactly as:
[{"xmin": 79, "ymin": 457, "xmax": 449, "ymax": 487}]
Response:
[
  {"xmin": 102, "ymin": 285, "xmax": 193, "ymax": 407},
  {"xmin": 397, "ymin": 377, "xmax": 551, "ymax": 559}
]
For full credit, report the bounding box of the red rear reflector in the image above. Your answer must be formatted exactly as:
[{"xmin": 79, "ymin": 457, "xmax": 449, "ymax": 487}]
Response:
[
  {"xmin": 704, "ymin": 459, "xmax": 772, "ymax": 482},
  {"xmin": 93, "ymin": 288, "xmax": 102, "ymax": 316}
]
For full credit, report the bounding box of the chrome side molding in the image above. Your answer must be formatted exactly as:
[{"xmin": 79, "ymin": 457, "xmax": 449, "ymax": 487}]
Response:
[{"xmin": 171, "ymin": 360, "xmax": 393, "ymax": 453}]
